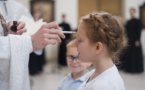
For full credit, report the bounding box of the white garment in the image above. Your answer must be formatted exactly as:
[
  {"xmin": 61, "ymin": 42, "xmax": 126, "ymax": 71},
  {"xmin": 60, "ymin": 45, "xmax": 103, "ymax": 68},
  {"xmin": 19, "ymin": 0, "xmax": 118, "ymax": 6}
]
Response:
[
  {"xmin": 0, "ymin": 20, "xmax": 32, "ymax": 90},
  {"xmin": 0, "ymin": 1, "xmax": 42, "ymax": 90},
  {"xmin": 78, "ymin": 65, "xmax": 125, "ymax": 90},
  {"xmin": 0, "ymin": 35, "xmax": 32, "ymax": 90},
  {"xmin": 0, "ymin": 0, "xmax": 33, "ymax": 22}
]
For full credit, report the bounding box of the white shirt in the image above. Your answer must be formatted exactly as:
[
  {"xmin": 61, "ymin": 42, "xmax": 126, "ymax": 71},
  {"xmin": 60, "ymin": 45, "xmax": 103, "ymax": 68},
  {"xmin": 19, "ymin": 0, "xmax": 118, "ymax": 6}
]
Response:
[{"xmin": 78, "ymin": 65, "xmax": 125, "ymax": 90}]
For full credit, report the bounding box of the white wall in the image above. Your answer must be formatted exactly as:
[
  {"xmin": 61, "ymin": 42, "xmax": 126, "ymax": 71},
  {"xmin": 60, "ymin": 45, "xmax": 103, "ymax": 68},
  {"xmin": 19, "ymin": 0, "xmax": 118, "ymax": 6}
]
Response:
[{"xmin": 55, "ymin": 0, "xmax": 78, "ymax": 30}]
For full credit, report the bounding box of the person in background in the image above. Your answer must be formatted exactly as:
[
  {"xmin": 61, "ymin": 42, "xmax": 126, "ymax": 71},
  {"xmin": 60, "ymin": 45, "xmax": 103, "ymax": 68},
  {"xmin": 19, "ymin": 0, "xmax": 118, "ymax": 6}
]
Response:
[
  {"xmin": 123, "ymin": 8, "xmax": 143, "ymax": 73},
  {"xmin": 33, "ymin": 10, "xmax": 43, "ymax": 21},
  {"xmin": 58, "ymin": 14, "xmax": 71, "ymax": 66},
  {"xmin": 58, "ymin": 39, "xmax": 91, "ymax": 90},
  {"xmin": 77, "ymin": 11, "xmax": 127, "ymax": 90}
]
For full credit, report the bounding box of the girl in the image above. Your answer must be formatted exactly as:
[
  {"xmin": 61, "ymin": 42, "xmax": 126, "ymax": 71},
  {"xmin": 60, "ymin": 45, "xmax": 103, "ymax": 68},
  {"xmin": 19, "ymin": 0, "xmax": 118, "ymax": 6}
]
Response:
[{"xmin": 77, "ymin": 12, "xmax": 127, "ymax": 90}]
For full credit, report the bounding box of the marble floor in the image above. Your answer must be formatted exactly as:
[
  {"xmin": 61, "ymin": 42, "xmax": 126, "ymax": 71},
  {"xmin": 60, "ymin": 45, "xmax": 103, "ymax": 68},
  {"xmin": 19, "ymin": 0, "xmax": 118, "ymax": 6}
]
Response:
[{"xmin": 30, "ymin": 60, "xmax": 145, "ymax": 90}]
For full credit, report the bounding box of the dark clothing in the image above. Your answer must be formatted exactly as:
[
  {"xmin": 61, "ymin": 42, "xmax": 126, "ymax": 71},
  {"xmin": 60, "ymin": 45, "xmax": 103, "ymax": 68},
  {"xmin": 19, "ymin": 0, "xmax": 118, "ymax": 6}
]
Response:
[
  {"xmin": 122, "ymin": 18, "xmax": 144, "ymax": 73},
  {"xmin": 29, "ymin": 50, "xmax": 45, "ymax": 75},
  {"xmin": 59, "ymin": 22, "xmax": 71, "ymax": 39},
  {"xmin": 58, "ymin": 22, "xmax": 71, "ymax": 66}
]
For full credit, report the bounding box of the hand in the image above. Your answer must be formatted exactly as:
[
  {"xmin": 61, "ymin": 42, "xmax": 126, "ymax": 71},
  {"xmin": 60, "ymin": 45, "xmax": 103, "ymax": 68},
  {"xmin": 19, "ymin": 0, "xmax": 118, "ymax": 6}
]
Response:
[
  {"xmin": 31, "ymin": 21, "xmax": 65, "ymax": 51},
  {"xmin": 135, "ymin": 41, "xmax": 140, "ymax": 47},
  {"xmin": 8, "ymin": 21, "xmax": 27, "ymax": 35}
]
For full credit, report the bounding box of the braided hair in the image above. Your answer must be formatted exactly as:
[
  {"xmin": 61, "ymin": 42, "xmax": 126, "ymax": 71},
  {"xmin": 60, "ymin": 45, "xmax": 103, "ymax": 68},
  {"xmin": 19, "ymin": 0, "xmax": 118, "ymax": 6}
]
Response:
[{"xmin": 81, "ymin": 12, "xmax": 127, "ymax": 64}]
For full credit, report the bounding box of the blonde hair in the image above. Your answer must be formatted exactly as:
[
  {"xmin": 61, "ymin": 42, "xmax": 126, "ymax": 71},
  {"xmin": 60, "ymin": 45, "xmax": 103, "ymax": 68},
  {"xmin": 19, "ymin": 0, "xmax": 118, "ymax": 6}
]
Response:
[
  {"xmin": 81, "ymin": 12, "xmax": 127, "ymax": 64},
  {"xmin": 66, "ymin": 39, "xmax": 77, "ymax": 48}
]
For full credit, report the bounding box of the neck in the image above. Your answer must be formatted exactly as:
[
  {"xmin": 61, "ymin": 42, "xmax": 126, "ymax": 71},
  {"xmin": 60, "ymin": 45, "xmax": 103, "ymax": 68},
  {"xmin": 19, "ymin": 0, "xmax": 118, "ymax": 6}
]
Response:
[
  {"xmin": 92, "ymin": 56, "xmax": 114, "ymax": 76},
  {"xmin": 72, "ymin": 70, "xmax": 87, "ymax": 80}
]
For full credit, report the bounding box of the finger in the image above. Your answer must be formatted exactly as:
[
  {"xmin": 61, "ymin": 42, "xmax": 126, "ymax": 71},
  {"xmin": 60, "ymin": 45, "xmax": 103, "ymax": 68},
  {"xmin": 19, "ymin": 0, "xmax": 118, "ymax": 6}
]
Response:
[
  {"xmin": 44, "ymin": 38, "xmax": 57, "ymax": 45},
  {"xmin": 48, "ymin": 28, "xmax": 65, "ymax": 39},
  {"xmin": 43, "ymin": 33, "xmax": 61, "ymax": 43},
  {"xmin": 58, "ymin": 28, "xmax": 65, "ymax": 39},
  {"xmin": 45, "ymin": 21, "xmax": 59, "ymax": 29},
  {"xmin": 9, "ymin": 31, "xmax": 16, "ymax": 34},
  {"xmin": 47, "ymin": 34, "xmax": 61, "ymax": 43},
  {"xmin": 16, "ymin": 29, "xmax": 27, "ymax": 35},
  {"xmin": 17, "ymin": 21, "xmax": 25, "ymax": 30},
  {"xmin": 7, "ymin": 22, "xmax": 13, "ymax": 29}
]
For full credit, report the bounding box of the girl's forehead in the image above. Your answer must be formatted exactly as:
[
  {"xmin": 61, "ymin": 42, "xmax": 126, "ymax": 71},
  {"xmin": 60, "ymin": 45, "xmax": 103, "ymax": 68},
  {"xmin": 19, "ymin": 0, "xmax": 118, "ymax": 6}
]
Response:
[
  {"xmin": 78, "ymin": 28, "xmax": 86, "ymax": 38},
  {"xmin": 77, "ymin": 24, "xmax": 85, "ymax": 35},
  {"xmin": 68, "ymin": 47, "xmax": 77, "ymax": 50},
  {"xmin": 67, "ymin": 47, "xmax": 78, "ymax": 52}
]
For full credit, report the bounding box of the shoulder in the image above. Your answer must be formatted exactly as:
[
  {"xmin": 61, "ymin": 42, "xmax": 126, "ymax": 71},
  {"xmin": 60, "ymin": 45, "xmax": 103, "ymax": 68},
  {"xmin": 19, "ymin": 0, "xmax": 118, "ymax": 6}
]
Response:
[
  {"xmin": 57, "ymin": 76, "xmax": 67, "ymax": 89},
  {"xmin": 91, "ymin": 66, "xmax": 125, "ymax": 90},
  {"xmin": 58, "ymin": 76, "xmax": 68, "ymax": 84},
  {"xmin": 58, "ymin": 73, "xmax": 70, "ymax": 86},
  {"xmin": 58, "ymin": 74, "xmax": 71, "ymax": 90}
]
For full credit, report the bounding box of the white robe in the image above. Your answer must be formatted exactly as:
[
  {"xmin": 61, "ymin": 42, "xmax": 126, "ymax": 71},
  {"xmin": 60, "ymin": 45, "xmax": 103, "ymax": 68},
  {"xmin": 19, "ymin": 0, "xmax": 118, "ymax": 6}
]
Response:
[
  {"xmin": 0, "ymin": 34, "xmax": 32, "ymax": 90},
  {"xmin": 0, "ymin": 1, "xmax": 41, "ymax": 89}
]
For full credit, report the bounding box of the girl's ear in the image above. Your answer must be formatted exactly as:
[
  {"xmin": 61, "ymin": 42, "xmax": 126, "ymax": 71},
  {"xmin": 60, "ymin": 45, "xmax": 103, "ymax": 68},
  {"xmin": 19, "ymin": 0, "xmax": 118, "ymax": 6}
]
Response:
[{"xmin": 95, "ymin": 42, "xmax": 104, "ymax": 55}]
